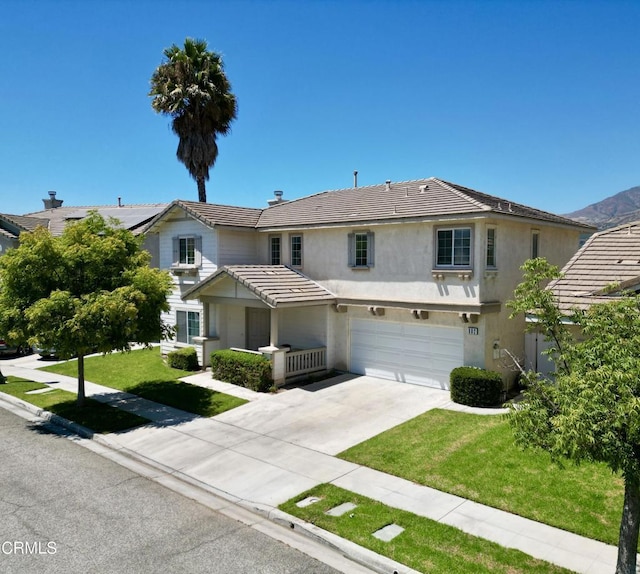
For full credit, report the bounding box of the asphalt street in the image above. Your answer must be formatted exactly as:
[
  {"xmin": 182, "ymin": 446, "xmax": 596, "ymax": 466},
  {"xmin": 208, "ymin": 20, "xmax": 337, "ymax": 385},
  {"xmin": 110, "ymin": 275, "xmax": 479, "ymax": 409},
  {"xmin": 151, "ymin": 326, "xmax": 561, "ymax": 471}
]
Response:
[{"xmin": 0, "ymin": 406, "xmax": 343, "ymax": 574}]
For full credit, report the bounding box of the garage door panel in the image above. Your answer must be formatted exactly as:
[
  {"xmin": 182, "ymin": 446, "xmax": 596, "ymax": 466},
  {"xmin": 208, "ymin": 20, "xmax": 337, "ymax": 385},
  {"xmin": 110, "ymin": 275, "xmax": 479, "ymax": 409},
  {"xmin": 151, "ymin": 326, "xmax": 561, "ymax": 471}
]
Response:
[{"xmin": 350, "ymin": 319, "xmax": 463, "ymax": 388}]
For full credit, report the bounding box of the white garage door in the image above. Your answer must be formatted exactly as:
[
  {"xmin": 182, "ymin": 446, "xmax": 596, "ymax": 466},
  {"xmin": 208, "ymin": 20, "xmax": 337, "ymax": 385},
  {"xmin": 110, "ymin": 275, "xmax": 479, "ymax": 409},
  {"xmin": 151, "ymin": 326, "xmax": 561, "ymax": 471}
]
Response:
[{"xmin": 350, "ymin": 319, "xmax": 463, "ymax": 389}]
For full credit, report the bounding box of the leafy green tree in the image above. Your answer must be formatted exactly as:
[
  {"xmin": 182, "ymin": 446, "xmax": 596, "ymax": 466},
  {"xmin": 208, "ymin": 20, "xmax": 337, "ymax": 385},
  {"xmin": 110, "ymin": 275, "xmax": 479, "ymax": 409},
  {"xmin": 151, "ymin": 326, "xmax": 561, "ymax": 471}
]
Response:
[
  {"xmin": 0, "ymin": 213, "xmax": 173, "ymax": 406},
  {"xmin": 149, "ymin": 37, "xmax": 237, "ymax": 203},
  {"xmin": 509, "ymin": 258, "xmax": 640, "ymax": 574}
]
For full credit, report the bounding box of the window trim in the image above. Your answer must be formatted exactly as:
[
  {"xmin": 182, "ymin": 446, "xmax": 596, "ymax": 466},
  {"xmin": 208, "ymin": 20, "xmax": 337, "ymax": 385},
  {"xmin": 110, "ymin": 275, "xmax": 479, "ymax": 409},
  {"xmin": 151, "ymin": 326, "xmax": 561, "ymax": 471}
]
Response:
[
  {"xmin": 269, "ymin": 235, "xmax": 282, "ymax": 265},
  {"xmin": 289, "ymin": 234, "xmax": 303, "ymax": 268},
  {"xmin": 435, "ymin": 226, "xmax": 473, "ymax": 268},
  {"xmin": 348, "ymin": 231, "xmax": 375, "ymax": 268},
  {"xmin": 176, "ymin": 310, "xmax": 200, "ymax": 344},
  {"xmin": 171, "ymin": 235, "xmax": 202, "ymax": 269}
]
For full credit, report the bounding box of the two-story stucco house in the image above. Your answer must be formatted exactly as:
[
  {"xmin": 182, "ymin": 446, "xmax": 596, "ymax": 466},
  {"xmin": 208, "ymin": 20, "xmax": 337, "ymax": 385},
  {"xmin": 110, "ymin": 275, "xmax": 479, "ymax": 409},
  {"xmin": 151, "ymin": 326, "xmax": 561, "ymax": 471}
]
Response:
[{"xmin": 145, "ymin": 177, "xmax": 593, "ymax": 389}]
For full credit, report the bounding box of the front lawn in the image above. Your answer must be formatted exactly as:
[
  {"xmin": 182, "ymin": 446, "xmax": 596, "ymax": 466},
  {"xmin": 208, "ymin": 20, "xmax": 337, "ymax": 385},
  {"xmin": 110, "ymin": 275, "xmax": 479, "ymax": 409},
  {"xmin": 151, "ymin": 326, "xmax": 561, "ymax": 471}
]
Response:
[
  {"xmin": 281, "ymin": 484, "xmax": 571, "ymax": 574},
  {"xmin": 339, "ymin": 409, "xmax": 623, "ymax": 546},
  {"xmin": 40, "ymin": 347, "xmax": 247, "ymax": 417},
  {"xmin": 0, "ymin": 377, "xmax": 149, "ymax": 433}
]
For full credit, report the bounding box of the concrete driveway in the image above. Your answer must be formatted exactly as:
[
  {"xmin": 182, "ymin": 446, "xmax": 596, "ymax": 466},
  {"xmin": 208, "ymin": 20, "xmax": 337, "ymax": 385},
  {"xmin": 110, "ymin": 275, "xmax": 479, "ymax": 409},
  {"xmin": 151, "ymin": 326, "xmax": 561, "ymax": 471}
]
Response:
[
  {"xmin": 211, "ymin": 373, "xmax": 452, "ymax": 455},
  {"xmin": 99, "ymin": 373, "xmax": 452, "ymax": 508}
]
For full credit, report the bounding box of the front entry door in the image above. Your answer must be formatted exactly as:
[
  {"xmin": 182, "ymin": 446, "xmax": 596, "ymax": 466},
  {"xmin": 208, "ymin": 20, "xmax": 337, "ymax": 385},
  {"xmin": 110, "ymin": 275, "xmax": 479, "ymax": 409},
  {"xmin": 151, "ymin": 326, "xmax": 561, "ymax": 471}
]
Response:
[{"xmin": 246, "ymin": 308, "xmax": 270, "ymax": 350}]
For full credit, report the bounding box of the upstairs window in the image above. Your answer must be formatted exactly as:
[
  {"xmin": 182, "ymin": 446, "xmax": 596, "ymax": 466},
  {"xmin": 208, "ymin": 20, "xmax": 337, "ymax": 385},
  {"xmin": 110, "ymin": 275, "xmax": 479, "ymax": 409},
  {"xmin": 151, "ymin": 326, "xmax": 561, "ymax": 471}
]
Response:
[
  {"xmin": 290, "ymin": 234, "xmax": 303, "ymax": 268},
  {"xmin": 532, "ymin": 230, "xmax": 540, "ymax": 259},
  {"xmin": 348, "ymin": 231, "xmax": 375, "ymax": 268},
  {"xmin": 270, "ymin": 235, "xmax": 281, "ymax": 265},
  {"xmin": 437, "ymin": 228, "xmax": 471, "ymax": 267},
  {"xmin": 172, "ymin": 236, "xmax": 202, "ymax": 267},
  {"xmin": 486, "ymin": 227, "xmax": 497, "ymax": 268}
]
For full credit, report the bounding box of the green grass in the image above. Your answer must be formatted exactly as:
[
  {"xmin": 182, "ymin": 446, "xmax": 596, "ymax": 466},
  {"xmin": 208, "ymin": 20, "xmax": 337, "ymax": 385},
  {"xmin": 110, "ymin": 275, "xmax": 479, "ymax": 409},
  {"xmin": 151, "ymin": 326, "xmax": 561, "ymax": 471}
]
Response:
[
  {"xmin": 339, "ymin": 409, "xmax": 624, "ymax": 546},
  {"xmin": 39, "ymin": 347, "xmax": 247, "ymax": 416},
  {"xmin": 281, "ymin": 484, "xmax": 572, "ymax": 574},
  {"xmin": 0, "ymin": 377, "xmax": 149, "ymax": 433}
]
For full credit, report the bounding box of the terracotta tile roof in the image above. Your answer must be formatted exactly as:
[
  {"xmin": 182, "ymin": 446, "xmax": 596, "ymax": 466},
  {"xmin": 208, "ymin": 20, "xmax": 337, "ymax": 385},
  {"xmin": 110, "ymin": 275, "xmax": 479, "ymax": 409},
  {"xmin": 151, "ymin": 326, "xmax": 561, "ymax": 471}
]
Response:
[
  {"xmin": 183, "ymin": 265, "xmax": 336, "ymax": 308},
  {"xmin": 256, "ymin": 178, "xmax": 594, "ymax": 230},
  {"xmin": 548, "ymin": 221, "xmax": 640, "ymax": 311},
  {"xmin": 144, "ymin": 200, "xmax": 262, "ymax": 232}
]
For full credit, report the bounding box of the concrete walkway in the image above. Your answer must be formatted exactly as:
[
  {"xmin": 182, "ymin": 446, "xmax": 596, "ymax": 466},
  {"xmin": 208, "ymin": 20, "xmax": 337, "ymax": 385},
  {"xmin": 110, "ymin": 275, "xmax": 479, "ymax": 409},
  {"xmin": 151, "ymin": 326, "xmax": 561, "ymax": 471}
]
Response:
[{"xmin": 0, "ymin": 360, "xmax": 621, "ymax": 574}]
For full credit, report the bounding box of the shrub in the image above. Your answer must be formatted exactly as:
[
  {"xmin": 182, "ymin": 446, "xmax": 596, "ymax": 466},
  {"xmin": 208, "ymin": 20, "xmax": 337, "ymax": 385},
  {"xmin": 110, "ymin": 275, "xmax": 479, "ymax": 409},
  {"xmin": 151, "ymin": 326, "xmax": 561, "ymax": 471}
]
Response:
[
  {"xmin": 210, "ymin": 349, "xmax": 273, "ymax": 392},
  {"xmin": 167, "ymin": 347, "xmax": 200, "ymax": 371},
  {"xmin": 450, "ymin": 366, "xmax": 503, "ymax": 407}
]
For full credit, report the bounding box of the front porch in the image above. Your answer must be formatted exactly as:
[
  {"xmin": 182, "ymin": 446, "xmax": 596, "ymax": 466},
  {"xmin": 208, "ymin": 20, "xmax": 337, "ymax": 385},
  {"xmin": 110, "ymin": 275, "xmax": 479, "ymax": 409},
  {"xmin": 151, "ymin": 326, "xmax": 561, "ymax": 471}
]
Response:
[{"xmin": 183, "ymin": 265, "xmax": 336, "ymax": 386}]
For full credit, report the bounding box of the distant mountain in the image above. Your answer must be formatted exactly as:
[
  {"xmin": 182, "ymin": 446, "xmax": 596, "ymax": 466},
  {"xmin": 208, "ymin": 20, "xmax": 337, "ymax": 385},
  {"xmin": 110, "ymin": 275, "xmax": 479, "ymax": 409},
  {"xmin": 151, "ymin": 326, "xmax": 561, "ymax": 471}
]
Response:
[{"xmin": 564, "ymin": 185, "xmax": 640, "ymax": 230}]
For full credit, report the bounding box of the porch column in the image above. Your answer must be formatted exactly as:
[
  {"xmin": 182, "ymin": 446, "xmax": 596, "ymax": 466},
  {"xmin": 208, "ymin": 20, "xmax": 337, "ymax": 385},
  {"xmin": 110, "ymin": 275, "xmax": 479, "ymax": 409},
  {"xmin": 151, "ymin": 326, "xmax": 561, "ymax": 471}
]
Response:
[{"xmin": 270, "ymin": 308, "xmax": 279, "ymax": 347}]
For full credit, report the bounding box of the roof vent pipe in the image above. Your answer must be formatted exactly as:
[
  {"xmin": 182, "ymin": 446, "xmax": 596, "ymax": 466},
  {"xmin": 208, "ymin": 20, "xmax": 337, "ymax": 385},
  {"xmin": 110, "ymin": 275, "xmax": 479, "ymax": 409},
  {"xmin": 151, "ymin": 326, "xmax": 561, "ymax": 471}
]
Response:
[
  {"xmin": 353, "ymin": 170, "xmax": 358, "ymax": 188},
  {"xmin": 385, "ymin": 180, "xmax": 391, "ymax": 191}
]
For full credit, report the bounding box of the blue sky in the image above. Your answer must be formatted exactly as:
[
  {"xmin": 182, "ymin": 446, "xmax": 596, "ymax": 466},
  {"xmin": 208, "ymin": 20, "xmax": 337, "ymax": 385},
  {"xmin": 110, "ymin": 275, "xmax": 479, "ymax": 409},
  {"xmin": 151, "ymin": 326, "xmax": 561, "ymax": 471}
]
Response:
[{"xmin": 1, "ymin": 0, "xmax": 639, "ymax": 216}]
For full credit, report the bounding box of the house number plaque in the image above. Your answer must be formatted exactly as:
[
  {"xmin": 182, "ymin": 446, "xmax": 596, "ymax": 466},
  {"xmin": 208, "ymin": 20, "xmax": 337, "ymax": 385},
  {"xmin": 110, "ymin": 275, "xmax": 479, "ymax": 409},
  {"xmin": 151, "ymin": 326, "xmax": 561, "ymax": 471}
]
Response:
[{"xmin": 468, "ymin": 327, "xmax": 479, "ymax": 335}]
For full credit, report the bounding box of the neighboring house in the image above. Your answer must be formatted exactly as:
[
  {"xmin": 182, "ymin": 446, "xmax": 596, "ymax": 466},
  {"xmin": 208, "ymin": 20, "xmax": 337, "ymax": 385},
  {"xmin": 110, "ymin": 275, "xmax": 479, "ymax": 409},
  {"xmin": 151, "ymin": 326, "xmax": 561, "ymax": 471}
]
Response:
[
  {"xmin": 526, "ymin": 221, "xmax": 640, "ymax": 375},
  {"xmin": 146, "ymin": 177, "xmax": 593, "ymax": 389},
  {"xmin": 1, "ymin": 191, "xmax": 167, "ymax": 265},
  {"xmin": 0, "ymin": 213, "xmax": 48, "ymax": 255}
]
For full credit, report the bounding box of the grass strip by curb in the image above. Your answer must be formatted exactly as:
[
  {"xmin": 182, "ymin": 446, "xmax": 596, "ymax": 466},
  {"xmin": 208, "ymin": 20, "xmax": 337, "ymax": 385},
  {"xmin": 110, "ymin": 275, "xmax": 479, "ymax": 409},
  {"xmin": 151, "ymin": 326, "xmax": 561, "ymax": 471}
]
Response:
[
  {"xmin": 1, "ymin": 377, "xmax": 149, "ymax": 433},
  {"xmin": 40, "ymin": 347, "xmax": 247, "ymax": 416},
  {"xmin": 281, "ymin": 484, "xmax": 572, "ymax": 574}
]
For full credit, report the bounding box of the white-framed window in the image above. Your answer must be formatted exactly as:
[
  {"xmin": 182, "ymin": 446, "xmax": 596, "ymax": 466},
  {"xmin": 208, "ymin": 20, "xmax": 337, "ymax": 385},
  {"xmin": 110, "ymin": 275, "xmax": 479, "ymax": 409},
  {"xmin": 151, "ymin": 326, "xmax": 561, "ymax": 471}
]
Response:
[
  {"xmin": 486, "ymin": 227, "xmax": 497, "ymax": 268},
  {"xmin": 436, "ymin": 227, "xmax": 472, "ymax": 267},
  {"xmin": 270, "ymin": 235, "xmax": 281, "ymax": 265},
  {"xmin": 172, "ymin": 235, "xmax": 202, "ymax": 267},
  {"xmin": 176, "ymin": 310, "xmax": 200, "ymax": 344},
  {"xmin": 290, "ymin": 234, "xmax": 303, "ymax": 268},
  {"xmin": 531, "ymin": 230, "xmax": 540, "ymax": 258},
  {"xmin": 348, "ymin": 231, "xmax": 374, "ymax": 268}
]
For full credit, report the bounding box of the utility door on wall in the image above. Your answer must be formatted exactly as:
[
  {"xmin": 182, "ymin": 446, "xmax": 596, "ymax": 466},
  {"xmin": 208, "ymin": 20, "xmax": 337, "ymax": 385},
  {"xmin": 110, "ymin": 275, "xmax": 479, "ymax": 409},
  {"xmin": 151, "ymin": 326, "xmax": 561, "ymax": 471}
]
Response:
[
  {"xmin": 350, "ymin": 319, "xmax": 463, "ymax": 389},
  {"xmin": 246, "ymin": 308, "xmax": 270, "ymax": 350}
]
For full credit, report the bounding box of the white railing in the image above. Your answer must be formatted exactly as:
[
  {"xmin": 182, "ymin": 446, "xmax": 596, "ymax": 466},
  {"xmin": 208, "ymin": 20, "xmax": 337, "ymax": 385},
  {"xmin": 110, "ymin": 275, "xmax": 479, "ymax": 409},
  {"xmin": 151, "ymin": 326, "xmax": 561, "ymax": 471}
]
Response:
[{"xmin": 285, "ymin": 347, "xmax": 326, "ymax": 378}]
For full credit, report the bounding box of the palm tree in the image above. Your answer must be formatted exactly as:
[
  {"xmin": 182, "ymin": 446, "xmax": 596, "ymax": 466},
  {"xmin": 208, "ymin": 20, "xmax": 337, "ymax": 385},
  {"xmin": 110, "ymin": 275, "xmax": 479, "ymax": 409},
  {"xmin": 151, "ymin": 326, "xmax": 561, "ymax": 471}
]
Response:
[{"xmin": 149, "ymin": 38, "xmax": 237, "ymax": 203}]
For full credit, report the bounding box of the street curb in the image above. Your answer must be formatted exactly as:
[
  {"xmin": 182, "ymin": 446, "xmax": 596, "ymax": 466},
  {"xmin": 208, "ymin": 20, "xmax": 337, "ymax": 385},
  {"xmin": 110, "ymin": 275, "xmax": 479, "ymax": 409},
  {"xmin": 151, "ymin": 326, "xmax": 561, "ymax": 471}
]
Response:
[{"xmin": 0, "ymin": 390, "xmax": 418, "ymax": 574}]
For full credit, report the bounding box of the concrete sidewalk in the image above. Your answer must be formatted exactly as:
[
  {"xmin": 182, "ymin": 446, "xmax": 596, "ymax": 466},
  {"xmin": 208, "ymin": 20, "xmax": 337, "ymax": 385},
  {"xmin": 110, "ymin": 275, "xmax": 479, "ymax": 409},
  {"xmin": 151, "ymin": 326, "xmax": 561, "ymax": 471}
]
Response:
[{"xmin": 0, "ymin": 361, "xmax": 620, "ymax": 574}]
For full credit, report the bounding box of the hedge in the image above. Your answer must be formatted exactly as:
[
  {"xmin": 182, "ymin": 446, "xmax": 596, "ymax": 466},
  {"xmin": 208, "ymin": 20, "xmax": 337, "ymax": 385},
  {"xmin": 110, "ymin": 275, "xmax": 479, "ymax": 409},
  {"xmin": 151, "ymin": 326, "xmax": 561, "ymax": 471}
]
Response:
[
  {"xmin": 210, "ymin": 349, "xmax": 273, "ymax": 392},
  {"xmin": 450, "ymin": 366, "xmax": 503, "ymax": 407},
  {"xmin": 167, "ymin": 347, "xmax": 200, "ymax": 371}
]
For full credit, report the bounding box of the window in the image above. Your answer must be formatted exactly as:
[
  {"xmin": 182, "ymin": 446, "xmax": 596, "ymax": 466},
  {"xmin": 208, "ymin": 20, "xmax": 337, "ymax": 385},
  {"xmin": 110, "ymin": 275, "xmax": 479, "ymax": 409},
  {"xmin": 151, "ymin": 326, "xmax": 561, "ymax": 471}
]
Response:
[
  {"xmin": 176, "ymin": 310, "xmax": 200, "ymax": 344},
  {"xmin": 532, "ymin": 230, "xmax": 540, "ymax": 258},
  {"xmin": 437, "ymin": 228, "xmax": 471, "ymax": 267},
  {"xmin": 486, "ymin": 227, "xmax": 496, "ymax": 268},
  {"xmin": 172, "ymin": 236, "xmax": 202, "ymax": 267},
  {"xmin": 290, "ymin": 234, "xmax": 303, "ymax": 267},
  {"xmin": 348, "ymin": 231, "xmax": 374, "ymax": 268},
  {"xmin": 270, "ymin": 235, "xmax": 281, "ymax": 265}
]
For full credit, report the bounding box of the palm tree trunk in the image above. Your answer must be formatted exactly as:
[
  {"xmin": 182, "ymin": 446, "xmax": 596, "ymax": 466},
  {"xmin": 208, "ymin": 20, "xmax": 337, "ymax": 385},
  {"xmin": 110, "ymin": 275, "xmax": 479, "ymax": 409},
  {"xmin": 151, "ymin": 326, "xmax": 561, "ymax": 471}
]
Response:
[
  {"xmin": 616, "ymin": 474, "xmax": 640, "ymax": 574},
  {"xmin": 197, "ymin": 176, "xmax": 207, "ymax": 203},
  {"xmin": 77, "ymin": 353, "xmax": 85, "ymax": 407}
]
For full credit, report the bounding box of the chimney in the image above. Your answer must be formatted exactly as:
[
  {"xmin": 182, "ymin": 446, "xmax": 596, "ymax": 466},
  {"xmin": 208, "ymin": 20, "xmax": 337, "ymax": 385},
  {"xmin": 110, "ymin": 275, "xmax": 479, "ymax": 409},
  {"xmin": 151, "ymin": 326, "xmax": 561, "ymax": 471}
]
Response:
[
  {"xmin": 385, "ymin": 180, "xmax": 391, "ymax": 191},
  {"xmin": 353, "ymin": 170, "xmax": 358, "ymax": 188},
  {"xmin": 267, "ymin": 190, "xmax": 287, "ymax": 206},
  {"xmin": 43, "ymin": 190, "xmax": 64, "ymax": 209}
]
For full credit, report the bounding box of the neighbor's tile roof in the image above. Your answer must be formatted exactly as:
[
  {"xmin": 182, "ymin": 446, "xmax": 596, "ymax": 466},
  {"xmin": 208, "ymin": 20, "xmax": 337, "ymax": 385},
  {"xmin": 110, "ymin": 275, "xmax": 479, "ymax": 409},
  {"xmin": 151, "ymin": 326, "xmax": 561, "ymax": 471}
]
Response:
[
  {"xmin": 548, "ymin": 221, "xmax": 640, "ymax": 311},
  {"xmin": 24, "ymin": 204, "xmax": 168, "ymax": 235},
  {"xmin": 256, "ymin": 178, "xmax": 594, "ymax": 230},
  {"xmin": 183, "ymin": 265, "xmax": 336, "ymax": 308},
  {"xmin": 0, "ymin": 213, "xmax": 50, "ymax": 234},
  {"xmin": 144, "ymin": 200, "xmax": 263, "ymax": 232}
]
